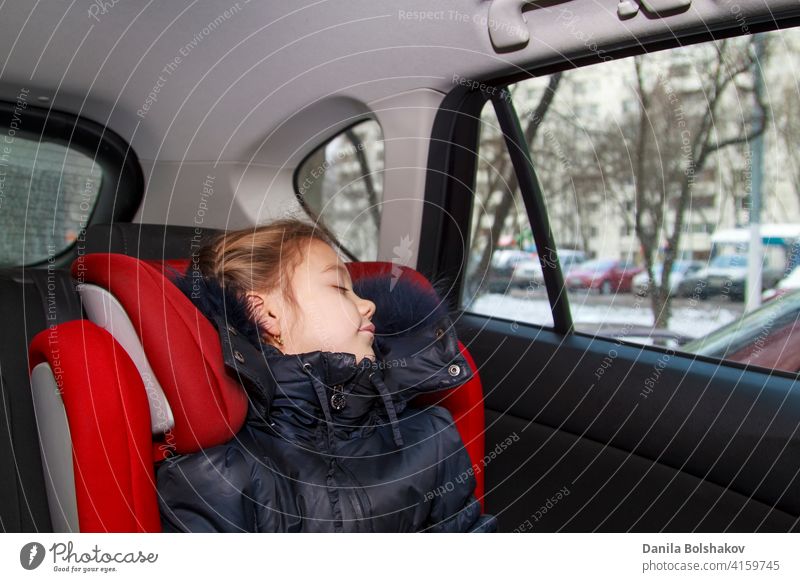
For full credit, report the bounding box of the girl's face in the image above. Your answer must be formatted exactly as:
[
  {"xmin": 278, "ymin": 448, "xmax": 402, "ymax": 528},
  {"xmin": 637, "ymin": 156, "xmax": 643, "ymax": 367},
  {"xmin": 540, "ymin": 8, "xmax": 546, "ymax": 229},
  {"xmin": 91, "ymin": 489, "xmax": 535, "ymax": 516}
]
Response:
[{"xmin": 249, "ymin": 238, "xmax": 377, "ymax": 363}]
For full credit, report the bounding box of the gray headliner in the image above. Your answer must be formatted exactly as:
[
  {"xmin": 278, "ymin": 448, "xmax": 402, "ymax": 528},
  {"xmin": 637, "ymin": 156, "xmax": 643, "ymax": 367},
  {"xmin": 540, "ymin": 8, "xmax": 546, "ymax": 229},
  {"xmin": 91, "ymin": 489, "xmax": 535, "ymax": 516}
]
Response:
[
  {"xmin": 0, "ymin": 0, "xmax": 790, "ymax": 165},
  {"xmin": 0, "ymin": 0, "xmax": 793, "ymax": 241}
]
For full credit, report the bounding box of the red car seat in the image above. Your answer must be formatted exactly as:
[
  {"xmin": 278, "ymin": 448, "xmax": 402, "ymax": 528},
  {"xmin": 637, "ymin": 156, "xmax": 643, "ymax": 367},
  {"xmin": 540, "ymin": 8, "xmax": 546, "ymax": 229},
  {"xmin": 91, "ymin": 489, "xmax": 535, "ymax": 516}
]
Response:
[{"xmin": 28, "ymin": 252, "xmax": 486, "ymax": 532}]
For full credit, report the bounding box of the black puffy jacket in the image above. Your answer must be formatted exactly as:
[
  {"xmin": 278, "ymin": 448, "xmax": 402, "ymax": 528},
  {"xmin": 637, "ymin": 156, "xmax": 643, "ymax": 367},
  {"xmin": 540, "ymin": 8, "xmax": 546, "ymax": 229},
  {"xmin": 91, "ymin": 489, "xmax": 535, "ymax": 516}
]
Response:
[{"xmin": 156, "ymin": 271, "xmax": 497, "ymax": 533}]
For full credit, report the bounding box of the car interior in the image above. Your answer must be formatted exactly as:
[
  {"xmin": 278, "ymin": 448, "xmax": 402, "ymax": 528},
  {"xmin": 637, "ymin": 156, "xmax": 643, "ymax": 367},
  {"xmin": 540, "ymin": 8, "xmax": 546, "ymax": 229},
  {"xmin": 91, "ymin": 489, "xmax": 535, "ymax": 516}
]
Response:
[{"xmin": 1, "ymin": 0, "xmax": 799, "ymax": 533}]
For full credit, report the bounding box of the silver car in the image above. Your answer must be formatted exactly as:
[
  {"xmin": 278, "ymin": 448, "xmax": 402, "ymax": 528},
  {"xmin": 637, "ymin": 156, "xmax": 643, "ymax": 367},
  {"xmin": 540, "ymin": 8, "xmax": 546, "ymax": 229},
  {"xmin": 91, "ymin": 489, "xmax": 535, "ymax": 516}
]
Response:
[
  {"xmin": 632, "ymin": 261, "xmax": 704, "ymax": 296},
  {"xmin": 511, "ymin": 250, "xmax": 587, "ymax": 289}
]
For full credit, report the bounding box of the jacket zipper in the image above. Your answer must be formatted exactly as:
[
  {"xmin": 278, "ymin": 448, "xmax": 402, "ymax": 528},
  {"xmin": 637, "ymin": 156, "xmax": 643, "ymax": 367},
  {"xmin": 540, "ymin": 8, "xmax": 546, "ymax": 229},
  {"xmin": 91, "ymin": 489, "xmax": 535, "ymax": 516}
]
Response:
[{"xmin": 335, "ymin": 458, "xmax": 373, "ymax": 533}]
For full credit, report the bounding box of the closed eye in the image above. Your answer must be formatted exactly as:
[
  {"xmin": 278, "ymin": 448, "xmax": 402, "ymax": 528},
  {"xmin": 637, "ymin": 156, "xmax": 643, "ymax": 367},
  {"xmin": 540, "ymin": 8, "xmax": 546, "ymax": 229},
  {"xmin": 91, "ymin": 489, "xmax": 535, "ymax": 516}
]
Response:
[{"xmin": 334, "ymin": 285, "xmax": 350, "ymax": 294}]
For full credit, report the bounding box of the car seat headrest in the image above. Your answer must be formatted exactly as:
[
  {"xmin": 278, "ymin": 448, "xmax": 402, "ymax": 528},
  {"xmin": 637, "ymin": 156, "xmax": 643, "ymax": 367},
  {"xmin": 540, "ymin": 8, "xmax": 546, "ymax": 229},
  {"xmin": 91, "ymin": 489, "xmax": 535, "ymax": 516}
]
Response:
[{"xmin": 71, "ymin": 253, "xmax": 248, "ymax": 454}]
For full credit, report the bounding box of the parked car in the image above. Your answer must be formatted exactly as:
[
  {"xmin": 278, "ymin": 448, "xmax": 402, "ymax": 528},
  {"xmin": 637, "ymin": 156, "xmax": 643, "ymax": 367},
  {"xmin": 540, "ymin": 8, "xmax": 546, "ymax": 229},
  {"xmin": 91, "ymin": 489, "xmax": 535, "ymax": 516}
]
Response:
[
  {"xmin": 678, "ymin": 254, "xmax": 782, "ymax": 301},
  {"xmin": 682, "ymin": 289, "xmax": 800, "ymax": 373},
  {"xmin": 511, "ymin": 250, "xmax": 586, "ymax": 289},
  {"xmin": 565, "ymin": 259, "xmax": 643, "ymax": 294},
  {"xmin": 632, "ymin": 260, "xmax": 704, "ymax": 296},
  {"xmin": 762, "ymin": 265, "xmax": 800, "ymax": 301},
  {"xmin": 487, "ymin": 249, "xmax": 535, "ymax": 292}
]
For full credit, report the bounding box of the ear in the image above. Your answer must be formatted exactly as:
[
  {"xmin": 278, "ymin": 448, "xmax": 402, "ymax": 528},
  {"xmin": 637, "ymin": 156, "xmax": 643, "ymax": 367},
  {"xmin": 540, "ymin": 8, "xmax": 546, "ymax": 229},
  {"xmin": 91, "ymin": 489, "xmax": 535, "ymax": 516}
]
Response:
[
  {"xmin": 246, "ymin": 291, "xmax": 282, "ymax": 337},
  {"xmin": 246, "ymin": 293, "xmax": 264, "ymax": 310}
]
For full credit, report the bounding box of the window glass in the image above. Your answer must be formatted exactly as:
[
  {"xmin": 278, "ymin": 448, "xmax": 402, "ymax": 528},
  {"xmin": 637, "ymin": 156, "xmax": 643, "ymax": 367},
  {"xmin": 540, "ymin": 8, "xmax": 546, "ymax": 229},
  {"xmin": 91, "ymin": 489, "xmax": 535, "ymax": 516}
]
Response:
[
  {"xmin": 0, "ymin": 136, "xmax": 102, "ymax": 266},
  {"xmin": 461, "ymin": 103, "xmax": 554, "ymax": 328},
  {"xmin": 295, "ymin": 120, "xmax": 384, "ymax": 261},
  {"xmin": 465, "ymin": 27, "xmax": 800, "ymax": 374}
]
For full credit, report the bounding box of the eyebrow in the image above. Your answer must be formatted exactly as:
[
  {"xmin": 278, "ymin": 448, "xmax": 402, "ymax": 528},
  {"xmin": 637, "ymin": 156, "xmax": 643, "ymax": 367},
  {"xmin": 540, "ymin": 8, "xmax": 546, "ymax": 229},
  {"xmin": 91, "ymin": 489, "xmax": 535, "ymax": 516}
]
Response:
[{"xmin": 322, "ymin": 263, "xmax": 351, "ymax": 282}]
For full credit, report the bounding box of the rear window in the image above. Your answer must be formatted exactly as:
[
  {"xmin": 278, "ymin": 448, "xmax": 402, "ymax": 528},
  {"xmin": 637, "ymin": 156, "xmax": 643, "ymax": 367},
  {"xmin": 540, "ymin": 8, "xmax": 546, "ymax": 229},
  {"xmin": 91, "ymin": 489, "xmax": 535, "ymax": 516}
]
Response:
[
  {"xmin": 0, "ymin": 136, "xmax": 102, "ymax": 266},
  {"xmin": 0, "ymin": 98, "xmax": 142, "ymax": 268}
]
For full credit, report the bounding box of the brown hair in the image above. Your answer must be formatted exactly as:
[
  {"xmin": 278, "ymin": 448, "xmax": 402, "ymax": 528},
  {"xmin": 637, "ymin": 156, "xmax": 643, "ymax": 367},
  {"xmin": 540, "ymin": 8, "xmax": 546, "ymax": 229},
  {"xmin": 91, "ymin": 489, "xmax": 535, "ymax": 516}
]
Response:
[{"xmin": 196, "ymin": 217, "xmax": 335, "ymax": 314}]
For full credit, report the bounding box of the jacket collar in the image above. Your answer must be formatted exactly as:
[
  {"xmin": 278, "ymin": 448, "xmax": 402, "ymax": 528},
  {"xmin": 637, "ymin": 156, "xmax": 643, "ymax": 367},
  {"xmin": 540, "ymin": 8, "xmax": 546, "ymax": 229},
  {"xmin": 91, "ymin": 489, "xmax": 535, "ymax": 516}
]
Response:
[{"xmin": 175, "ymin": 268, "xmax": 474, "ymax": 449}]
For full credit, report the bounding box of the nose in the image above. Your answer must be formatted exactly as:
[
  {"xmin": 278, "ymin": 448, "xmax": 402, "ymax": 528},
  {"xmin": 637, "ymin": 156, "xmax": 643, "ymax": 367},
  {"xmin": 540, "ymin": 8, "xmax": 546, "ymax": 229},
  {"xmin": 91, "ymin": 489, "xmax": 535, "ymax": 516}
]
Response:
[{"xmin": 357, "ymin": 295, "xmax": 376, "ymax": 320}]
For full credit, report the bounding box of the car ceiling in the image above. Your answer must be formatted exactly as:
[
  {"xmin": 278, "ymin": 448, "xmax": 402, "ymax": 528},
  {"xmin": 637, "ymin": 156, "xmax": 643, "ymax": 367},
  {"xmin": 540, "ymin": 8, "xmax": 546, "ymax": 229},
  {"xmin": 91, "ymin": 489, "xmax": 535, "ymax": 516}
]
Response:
[{"xmin": 0, "ymin": 0, "xmax": 793, "ymax": 167}]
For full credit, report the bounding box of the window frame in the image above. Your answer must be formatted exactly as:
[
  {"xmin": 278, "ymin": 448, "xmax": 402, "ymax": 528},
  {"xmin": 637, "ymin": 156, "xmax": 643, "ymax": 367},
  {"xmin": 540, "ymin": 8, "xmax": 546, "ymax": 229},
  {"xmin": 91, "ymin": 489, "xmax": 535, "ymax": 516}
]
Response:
[
  {"xmin": 0, "ymin": 100, "xmax": 143, "ymax": 268},
  {"xmin": 291, "ymin": 118, "xmax": 384, "ymax": 263},
  {"xmin": 420, "ymin": 9, "xmax": 800, "ymax": 380},
  {"xmin": 488, "ymin": 92, "xmax": 573, "ymax": 334}
]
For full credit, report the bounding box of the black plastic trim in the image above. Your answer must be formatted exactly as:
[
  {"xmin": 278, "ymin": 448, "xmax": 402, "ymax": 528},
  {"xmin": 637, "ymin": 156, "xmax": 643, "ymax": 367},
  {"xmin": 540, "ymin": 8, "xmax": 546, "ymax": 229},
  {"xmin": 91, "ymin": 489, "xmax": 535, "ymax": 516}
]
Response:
[
  {"xmin": 479, "ymin": 10, "xmax": 800, "ymax": 92},
  {"xmin": 418, "ymin": 88, "xmax": 486, "ymax": 310},
  {"xmin": 490, "ymin": 93, "xmax": 573, "ymax": 334},
  {"xmin": 0, "ymin": 101, "xmax": 143, "ymax": 269}
]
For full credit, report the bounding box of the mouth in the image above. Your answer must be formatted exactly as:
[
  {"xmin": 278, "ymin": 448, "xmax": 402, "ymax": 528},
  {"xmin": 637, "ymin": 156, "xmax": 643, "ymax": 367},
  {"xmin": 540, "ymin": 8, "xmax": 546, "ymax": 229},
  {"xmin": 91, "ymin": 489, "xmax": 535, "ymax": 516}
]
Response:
[{"xmin": 359, "ymin": 323, "xmax": 376, "ymax": 334}]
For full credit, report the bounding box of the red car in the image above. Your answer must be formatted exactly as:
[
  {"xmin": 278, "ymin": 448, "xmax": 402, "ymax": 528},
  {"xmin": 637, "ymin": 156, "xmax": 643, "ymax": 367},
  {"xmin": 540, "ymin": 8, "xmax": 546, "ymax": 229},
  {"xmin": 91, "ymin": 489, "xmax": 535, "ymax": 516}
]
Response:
[
  {"xmin": 565, "ymin": 259, "xmax": 643, "ymax": 294},
  {"xmin": 682, "ymin": 289, "xmax": 800, "ymax": 373}
]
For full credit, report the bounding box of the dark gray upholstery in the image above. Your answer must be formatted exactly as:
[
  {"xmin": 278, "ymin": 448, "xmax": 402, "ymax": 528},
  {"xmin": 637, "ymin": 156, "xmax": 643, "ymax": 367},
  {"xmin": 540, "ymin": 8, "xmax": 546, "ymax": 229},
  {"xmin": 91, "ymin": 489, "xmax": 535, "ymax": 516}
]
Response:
[
  {"xmin": 0, "ymin": 268, "xmax": 82, "ymax": 532},
  {"xmin": 83, "ymin": 223, "xmax": 221, "ymax": 260}
]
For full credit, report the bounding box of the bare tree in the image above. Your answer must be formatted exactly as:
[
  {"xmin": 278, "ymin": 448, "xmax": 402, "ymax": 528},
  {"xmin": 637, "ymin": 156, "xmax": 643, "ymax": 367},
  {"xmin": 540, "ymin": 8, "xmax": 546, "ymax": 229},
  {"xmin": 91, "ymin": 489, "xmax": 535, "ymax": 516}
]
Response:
[
  {"xmin": 776, "ymin": 82, "xmax": 800, "ymax": 214},
  {"xmin": 532, "ymin": 114, "xmax": 597, "ymax": 254},
  {"xmin": 344, "ymin": 128, "xmax": 381, "ymax": 229},
  {"xmin": 595, "ymin": 39, "xmax": 768, "ymax": 327}
]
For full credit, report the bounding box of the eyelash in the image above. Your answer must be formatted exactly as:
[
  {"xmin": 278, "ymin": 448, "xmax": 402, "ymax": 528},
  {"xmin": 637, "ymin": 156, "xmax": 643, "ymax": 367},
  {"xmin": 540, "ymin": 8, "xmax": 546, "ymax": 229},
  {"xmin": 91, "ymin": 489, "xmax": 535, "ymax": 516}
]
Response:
[{"xmin": 335, "ymin": 286, "xmax": 350, "ymax": 294}]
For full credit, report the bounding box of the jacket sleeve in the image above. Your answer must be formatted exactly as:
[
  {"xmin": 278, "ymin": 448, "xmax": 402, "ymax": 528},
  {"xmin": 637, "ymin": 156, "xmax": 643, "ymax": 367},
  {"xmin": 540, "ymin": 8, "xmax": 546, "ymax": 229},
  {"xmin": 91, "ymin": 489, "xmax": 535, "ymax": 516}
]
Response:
[
  {"xmin": 421, "ymin": 406, "xmax": 498, "ymax": 533},
  {"xmin": 156, "ymin": 441, "xmax": 295, "ymax": 533}
]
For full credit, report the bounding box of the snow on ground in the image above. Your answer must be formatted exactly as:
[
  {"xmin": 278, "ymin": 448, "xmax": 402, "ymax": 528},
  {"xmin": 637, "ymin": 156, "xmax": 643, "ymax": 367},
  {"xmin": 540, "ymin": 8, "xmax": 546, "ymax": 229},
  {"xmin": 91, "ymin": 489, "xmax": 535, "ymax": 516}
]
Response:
[{"xmin": 464, "ymin": 292, "xmax": 742, "ymax": 341}]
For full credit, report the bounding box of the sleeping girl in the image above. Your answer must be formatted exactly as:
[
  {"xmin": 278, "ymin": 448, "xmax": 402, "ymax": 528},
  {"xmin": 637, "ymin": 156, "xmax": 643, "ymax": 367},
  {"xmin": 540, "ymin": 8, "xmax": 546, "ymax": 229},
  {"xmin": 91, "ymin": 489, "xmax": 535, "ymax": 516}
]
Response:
[{"xmin": 156, "ymin": 217, "xmax": 496, "ymax": 533}]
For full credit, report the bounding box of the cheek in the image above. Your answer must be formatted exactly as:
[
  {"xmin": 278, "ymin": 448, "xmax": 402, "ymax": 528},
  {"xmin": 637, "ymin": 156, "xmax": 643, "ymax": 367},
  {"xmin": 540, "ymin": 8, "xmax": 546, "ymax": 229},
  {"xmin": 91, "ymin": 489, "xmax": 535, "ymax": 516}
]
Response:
[
  {"xmin": 296, "ymin": 298, "xmax": 335, "ymax": 335},
  {"xmin": 322, "ymin": 298, "xmax": 360, "ymax": 334},
  {"xmin": 290, "ymin": 295, "xmax": 360, "ymax": 342}
]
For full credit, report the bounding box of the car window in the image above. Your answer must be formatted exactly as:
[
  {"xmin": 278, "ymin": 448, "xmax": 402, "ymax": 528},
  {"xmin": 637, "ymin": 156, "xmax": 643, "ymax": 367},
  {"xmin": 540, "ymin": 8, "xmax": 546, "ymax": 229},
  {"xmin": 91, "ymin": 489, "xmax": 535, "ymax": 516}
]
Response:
[
  {"xmin": 464, "ymin": 26, "xmax": 800, "ymax": 373},
  {"xmin": 0, "ymin": 136, "xmax": 103, "ymax": 267},
  {"xmin": 580, "ymin": 260, "xmax": 615, "ymax": 271},
  {"xmin": 294, "ymin": 119, "xmax": 383, "ymax": 261},
  {"xmin": 461, "ymin": 103, "xmax": 554, "ymax": 328},
  {"xmin": 709, "ymin": 255, "xmax": 744, "ymax": 268}
]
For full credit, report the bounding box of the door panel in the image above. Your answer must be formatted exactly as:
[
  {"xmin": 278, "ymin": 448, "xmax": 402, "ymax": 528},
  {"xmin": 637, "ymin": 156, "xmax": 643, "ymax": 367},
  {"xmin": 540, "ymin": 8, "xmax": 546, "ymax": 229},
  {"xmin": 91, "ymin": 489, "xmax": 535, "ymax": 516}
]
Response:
[
  {"xmin": 483, "ymin": 409, "xmax": 797, "ymax": 532},
  {"xmin": 455, "ymin": 314, "xmax": 800, "ymax": 531},
  {"xmin": 422, "ymin": 12, "xmax": 800, "ymax": 533}
]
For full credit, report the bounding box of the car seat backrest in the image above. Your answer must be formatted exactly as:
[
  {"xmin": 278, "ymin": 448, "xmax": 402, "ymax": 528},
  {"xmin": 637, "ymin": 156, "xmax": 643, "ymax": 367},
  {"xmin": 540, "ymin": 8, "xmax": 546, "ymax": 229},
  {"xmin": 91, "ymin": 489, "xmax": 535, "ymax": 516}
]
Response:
[
  {"xmin": 0, "ymin": 267, "xmax": 83, "ymax": 533},
  {"xmin": 82, "ymin": 223, "xmax": 220, "ymax": 259},
  {"xmin": 28, "ymin": 320, "xmax": 160, "ymax": 532},
  {"xmin": 25, "ymin": 250, "xmax": 245, "ymax": 532},
  {"xmin": 14, "ymin": 223, "xmax": 213, "ymax": 533}
]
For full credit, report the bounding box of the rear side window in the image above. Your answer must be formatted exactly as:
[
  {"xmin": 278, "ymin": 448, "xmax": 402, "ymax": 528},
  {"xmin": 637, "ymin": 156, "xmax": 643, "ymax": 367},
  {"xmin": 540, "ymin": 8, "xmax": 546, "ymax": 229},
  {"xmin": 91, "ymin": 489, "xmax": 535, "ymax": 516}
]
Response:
[
  {"xmin": 462, "ymin": 26, "xmax": 800, "ymax": 375},
  {"xmin": 0, "ymin": 137, "xmax": 102, "ymax": 266},
  {"xmin": 294, "ymin": 120, "xmax": 384, "ymax": 261},
  {"xmin": 463, "ymin": 102, "xmax": 554, "ymax": 328}
]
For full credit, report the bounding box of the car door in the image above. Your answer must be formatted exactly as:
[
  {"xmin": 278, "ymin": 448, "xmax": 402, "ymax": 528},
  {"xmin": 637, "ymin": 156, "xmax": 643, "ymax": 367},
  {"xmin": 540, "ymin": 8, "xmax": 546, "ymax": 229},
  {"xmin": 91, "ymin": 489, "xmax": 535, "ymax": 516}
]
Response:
[
  {"xmin": 611, "ymin": 262, "xmax": 626, "ymax": 291},
  {"xmin": 419, "ymin": 9, "xmax": 800, "ymax": 532}
]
